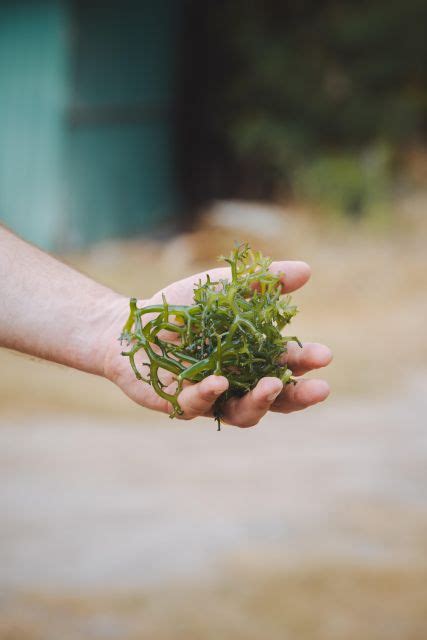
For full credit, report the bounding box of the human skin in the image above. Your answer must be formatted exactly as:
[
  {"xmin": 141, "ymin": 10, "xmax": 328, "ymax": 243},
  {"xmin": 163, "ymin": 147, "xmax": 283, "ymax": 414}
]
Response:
[{"xmin": 0, "ymin": 225, "xmax": 332, "ymax": 427}]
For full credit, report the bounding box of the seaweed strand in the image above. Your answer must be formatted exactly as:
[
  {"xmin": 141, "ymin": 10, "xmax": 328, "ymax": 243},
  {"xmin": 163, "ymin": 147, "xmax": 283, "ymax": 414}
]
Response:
[{"xmin": 120, "ymin": 243, "xmax": 301, "ymax": 428}]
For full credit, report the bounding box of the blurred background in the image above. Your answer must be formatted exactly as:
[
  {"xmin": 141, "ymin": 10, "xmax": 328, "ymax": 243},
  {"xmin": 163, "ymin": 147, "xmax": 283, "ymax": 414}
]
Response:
[{"xmin": 1, "ymin": 1, "xmax": 427, "ymax": 638}]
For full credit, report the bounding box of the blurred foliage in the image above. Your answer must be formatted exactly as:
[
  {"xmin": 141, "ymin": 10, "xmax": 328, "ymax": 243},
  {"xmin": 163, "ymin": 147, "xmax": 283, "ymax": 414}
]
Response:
[
  {"xmin": 183, "ymin": 0, "xmax": 427, "ymax": 214},
  {"xmin": 293, "ymin": 144, "xmax": 392, "ymax": 219}
]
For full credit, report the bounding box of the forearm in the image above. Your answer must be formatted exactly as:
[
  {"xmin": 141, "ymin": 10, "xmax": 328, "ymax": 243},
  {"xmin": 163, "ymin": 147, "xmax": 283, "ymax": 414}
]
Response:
[{"xmin": 0, "ymin": 225, "xmax": 126, "ymax": 376}]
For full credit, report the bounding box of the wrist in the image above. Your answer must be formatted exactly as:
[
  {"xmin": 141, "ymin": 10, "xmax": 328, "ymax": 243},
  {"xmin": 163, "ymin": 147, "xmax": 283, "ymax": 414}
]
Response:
[
  {"xmin": 99, "ymin": 295, "xmax": 149, "ymax": 382},
  {"xmin": 87, "ymin": 292, "xmax": 128, "ymax": 377}
]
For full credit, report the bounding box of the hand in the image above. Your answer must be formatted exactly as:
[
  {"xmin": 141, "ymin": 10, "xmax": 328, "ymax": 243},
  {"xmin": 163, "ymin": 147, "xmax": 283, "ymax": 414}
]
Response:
[{"xmin": 102, "ymin": 261, "xmax": 332, "ymax": 427}]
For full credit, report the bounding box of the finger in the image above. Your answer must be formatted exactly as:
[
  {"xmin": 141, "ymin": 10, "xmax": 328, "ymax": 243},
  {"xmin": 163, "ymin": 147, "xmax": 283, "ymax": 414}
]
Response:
[
  {"xmin": 266, "ymin": 260, "xmax": 311, "ymax": 293},
  {"xmin": 202, "ymin": 261, "xmax": 311, "ymax": 294},
  {"xmin": 283, "ymin": 342, "xmax": 333, "ymax": 376},
  {"xmin": 271, "ymin": 379, "xmax": 330, "ymax": 414},
  {"xmin": 221, "ymin": 377, "xmax": 283, "ymax": 428},
  {"xmin": 178, "ymin": 375, "xmax": 229, "ymax": 420},
  {"xmin": 156, "ymin": 260, "xmax": 311, "ymax": 306}
]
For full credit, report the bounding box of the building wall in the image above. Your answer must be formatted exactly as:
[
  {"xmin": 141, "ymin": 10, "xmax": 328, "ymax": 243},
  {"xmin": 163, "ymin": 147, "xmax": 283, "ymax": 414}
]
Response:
[
  {"xmin": 0, "ymin": 0, "xmax": 180, "ymax": 250},
  {"xmin": 0, "ymin": 1, "xmax": 68, "ymax": 249}
]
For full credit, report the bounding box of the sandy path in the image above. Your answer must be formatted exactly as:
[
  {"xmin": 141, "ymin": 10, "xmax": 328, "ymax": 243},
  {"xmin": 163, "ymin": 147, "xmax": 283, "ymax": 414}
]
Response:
[{"xmin": 1, "ymin": 380, "xmax": 427, "ymax": 591}]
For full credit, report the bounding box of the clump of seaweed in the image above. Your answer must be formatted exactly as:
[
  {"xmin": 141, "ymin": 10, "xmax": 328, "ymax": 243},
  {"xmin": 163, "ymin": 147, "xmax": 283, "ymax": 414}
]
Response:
[{"xmin": 120, "ymin": 243, "xmax": 301, "ymax": 429}]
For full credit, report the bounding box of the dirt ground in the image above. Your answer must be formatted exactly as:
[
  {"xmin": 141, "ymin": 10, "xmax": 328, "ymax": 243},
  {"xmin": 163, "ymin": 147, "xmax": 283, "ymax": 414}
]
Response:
[
  {"xmin": 1, "ymin": 384, "xmax": 427, "ymax": 639},
  {"xmin": 1, "ymin": 203, "xmax": 427, "ymax": 639}
]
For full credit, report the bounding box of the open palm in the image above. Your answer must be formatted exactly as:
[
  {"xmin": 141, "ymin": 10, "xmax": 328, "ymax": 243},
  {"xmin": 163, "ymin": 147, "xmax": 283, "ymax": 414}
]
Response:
[{"xmin": 103, "ymin": 260, "xmax": 332, "ymax": 427}]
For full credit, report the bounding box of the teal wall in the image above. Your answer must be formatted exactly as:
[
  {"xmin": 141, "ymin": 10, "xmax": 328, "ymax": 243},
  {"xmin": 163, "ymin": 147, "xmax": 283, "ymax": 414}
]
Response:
[
  {"xmin": 67, "ymin": 0, "xmax": 180, "ymax": 245},
  {"xmin": 0, "ymin": 0, "xmax": 180, "ymax": 249},
  {"xmin": 0, "ymin": 1, "xmax": 68, "ymax": 249}
]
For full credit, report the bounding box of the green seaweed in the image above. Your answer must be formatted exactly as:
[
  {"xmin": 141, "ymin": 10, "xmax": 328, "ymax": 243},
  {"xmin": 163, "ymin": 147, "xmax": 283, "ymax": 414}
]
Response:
[{"xmin": 120, "ymin": 243, "xmax": 301, "ymax": 429}]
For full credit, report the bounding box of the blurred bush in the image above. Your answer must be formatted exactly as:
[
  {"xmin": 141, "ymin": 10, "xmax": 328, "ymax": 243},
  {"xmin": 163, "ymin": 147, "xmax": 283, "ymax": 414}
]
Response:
[
  {"xmin": 183, "ymin": 0, "xmax": 427, "ymax": 215},
  {"xmin": 293, "ymin": 144, "xmax": 392, "ymax": 220}
]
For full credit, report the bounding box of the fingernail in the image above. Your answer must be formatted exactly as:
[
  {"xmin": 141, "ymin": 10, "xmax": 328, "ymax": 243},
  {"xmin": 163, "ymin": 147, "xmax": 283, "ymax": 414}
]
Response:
[
  {"xmin": 267, "ymin": 387, "xmax": 282, "ymax": 403},
  {"xmin": 207, "ymin": 378, "xmax": 227, "ymax": 397},
  {"xmin": 212, "ymin": 384, "xmax": 224, "ymax": 396}
]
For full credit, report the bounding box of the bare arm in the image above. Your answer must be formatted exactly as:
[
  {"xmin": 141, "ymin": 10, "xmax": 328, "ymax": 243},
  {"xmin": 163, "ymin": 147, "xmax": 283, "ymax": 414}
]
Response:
[
  {"xmin": 0, "ymin": 225, "xmax": 332, "ymax": 427},
  {"xmin": 0, "ymin": 225, "xmax": 124, "ymax": 375}
]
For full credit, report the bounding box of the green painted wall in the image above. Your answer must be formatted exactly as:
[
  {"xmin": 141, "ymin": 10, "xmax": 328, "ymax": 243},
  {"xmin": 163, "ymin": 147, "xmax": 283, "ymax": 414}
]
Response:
[
  {"xmin": 0, "ymin": 0, "xmax": 180, "ymax": 249},
  {"xmin": 0, "ymin": 1, "xmax": 68, "ymax": 249},
  {"xmin": 67, "ymin": 0, "xmax": 180, "ymax": 245}
]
